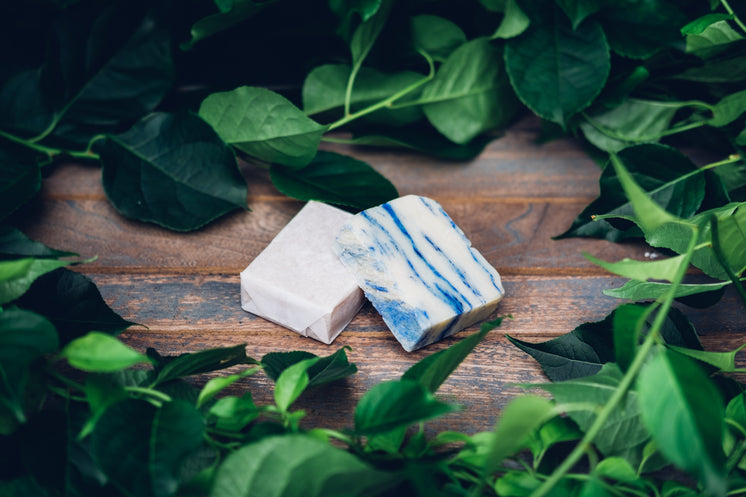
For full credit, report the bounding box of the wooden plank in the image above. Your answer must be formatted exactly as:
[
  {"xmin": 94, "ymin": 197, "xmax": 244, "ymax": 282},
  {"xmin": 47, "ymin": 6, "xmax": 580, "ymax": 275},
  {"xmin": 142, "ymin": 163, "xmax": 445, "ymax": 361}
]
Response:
[{"xmin": 14, "ymin": 196, "xmax": 660, "ymax": 273}]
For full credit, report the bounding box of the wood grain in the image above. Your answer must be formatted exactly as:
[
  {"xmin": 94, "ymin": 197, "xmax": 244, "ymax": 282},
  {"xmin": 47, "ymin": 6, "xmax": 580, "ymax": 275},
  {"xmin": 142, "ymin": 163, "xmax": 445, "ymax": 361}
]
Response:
[{"xmin": 14, "ymin": 114, "xmax": 743, "ymax": 434}]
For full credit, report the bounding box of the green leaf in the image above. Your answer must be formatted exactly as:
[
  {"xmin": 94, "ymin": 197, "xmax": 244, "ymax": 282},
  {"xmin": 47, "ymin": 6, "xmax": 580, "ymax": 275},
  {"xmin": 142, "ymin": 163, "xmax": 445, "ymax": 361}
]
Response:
[
  {"xmin": 181, "ymin": 1, "xmax": 274, "ymax": 50},
  {"xmin": 599, "ymin": 0, "xmax": 687, "ymax": 59},
  {"xmin": 354, "ymin": 379, "xmax": 457, "ymax": 435},
  {"xmin": 709, "ymin": 89, "xmax": 746, "ymax": 127},
  {"xmin": 208, "ymin": 392, "xmax": 261, "ymax": 432},
  {"xmin": 199, "ymin": 86, "xmax": 327, "ymax": 168},
  {"xmin": 525, "ymin": 416, "xmax": 582, "ymax": 465},
  {"xmin": 196, "ymin": 367, "xmax": 261, "ymax": 408},
  {"xmin": 492, "ymin": 0, "xmax": 530, "ymax": 39},
  {"xmin": 505, "ymin": 7, "xmax": 609, "ymax": 127},
  {"xmin": 611, "ymin": 303, "xmax": 650, "ymax": 373},
  {"xmin": 61, "ymin": 332, "xmax": 149, "ymax": 372},
  {"xmin": 347, "ymin": 127, "xmax": 495, "ymax": 160},
  {"xmin": 0, "ymin": 257, "xmax": 70, "ymax": 305},
  {"xmin": 402, "ymin": 316, "xmax": 505, "ymax": 392},
  {"xmin": 603, "ymin": 279, "xmax": 732, "ymax": 302},
  {"xmin": 91, "ymin": 399, "xmax": 205, "ymax": 497},
  {"xmin": 0, "ymin": 147, "xmax": 40, "ymax": 221},
  {"xmin": 211, "ymin": 434, "xmax": 399, "ymax": 497},
  {"xmin": 0, "ymin": 69, "xmax": 53, "ymax": 139},
  {"xmin": 349, "ymin": 0, "xmax": 391, "ymax": 68},
  {"xmin": 483, "ymin": 396, "xmax": 555, "ymax": 476},
  {"xmin": 554, "ymin": 0, "xmax": 600, "ymax": 30},
  {"xmin": 42, "ymin": 6, "xmax": 174, "ymax": 147},
  {"xmin": 16, "ymin": 268, "xmax": 136, "ymax": 345},
  {"xmin": 637, "ymin": 348, "xmax": 727, "ymax": 495},
  {"xmin": 667, "ymin": 343, "xmax": 746, "ymax": 373},
  {"xmin": 557, "ymin": 144, "xmax": 703, "ymax": 240},
  {"xmin": 540, "ymin": 364, "xmax": 651, "ymax": 466},
  {"xmin": 686, "ymin": 20, "xmax": 744, "ymax": 59},
  {"xmin": 421, "ymin": 37, "xmax": 517, "ymax": 144},
  {"xmin": 594, "ymin": 456, "xmax": 639, "ymax": 483},
  {"xmin": 579, "ymin": 99, "xmax": 680, "ymax": 153},
  {"xmin": 97, "ymin": 111, "xmax": 247, "ymax": 231},
  {"xmin": 584, "ymin": 252, "xmax": 687, "ymax": 282},
  {"xmin": 273, "ymin": 357, "xmax": 318, "ymax": 412},
  {"xmin": 80, "ymin": 374, "xmax": 127, "ymax": 438},
  {"xmin": 150, "ymin": 343, "xmax": 257, "ymax": 386},
  {"xmin": 261, "ymin": 347, "xmax": 358, "ymax": 387},
  {"xmin": 0, "ymin": 227, "xmax": 76, "ymax": 260},
  {"xmin": 681, "ymin": 13, "xmax": 734, "ymax": 35},
  {"xmin": 0, "ymin": 310, "xmax": 58, "ymax": 424},
  {"xmin": 269, "ymin": 150, "xmax": 398, "ymax": 210},
  {"xmin": 411, "ymin": 15, "xmax": 466, "ymax": 61},
  {"xmin": 302, "ymin": 64, "xmax": 424, "ymax": 125}
]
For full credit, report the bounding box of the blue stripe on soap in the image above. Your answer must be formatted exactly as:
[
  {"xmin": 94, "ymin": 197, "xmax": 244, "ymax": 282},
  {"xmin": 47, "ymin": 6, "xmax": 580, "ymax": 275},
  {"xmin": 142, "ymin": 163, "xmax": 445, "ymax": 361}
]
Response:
[{"xmin": 334, "ymin": 195, "xmax": 505, "ymax": 352}]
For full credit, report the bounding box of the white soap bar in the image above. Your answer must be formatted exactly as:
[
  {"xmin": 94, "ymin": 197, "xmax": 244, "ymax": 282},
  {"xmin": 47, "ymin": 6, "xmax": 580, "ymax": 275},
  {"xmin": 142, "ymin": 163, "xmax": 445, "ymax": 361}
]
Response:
[
  {"xmin": 240, "ymin": 201, "xmax": 364, "ymax": 344},
  {"xmin": 334, "ymin": 195, "xmax": 504, "ymax": 352}
]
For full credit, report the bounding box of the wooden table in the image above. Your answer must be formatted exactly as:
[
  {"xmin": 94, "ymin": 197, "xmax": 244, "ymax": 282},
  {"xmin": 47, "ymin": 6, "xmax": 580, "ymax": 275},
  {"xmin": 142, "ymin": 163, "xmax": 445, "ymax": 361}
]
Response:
[{"xmin": 17, "ymin": 116, "xmax": 745, "ymax": 435}]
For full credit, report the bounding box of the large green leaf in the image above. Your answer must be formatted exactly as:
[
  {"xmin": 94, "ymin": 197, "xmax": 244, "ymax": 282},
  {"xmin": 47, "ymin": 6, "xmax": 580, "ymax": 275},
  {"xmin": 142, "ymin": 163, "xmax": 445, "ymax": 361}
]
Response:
[
  {"xmin": 421, "ymin": 37, "xmax": 517, "ymax": 144},
  {"xmin": 402, "ymin": 317, "xmax": 504, "ymax": 393},
  {"xmin": 0, "ymin": 257, "xmax": 70, "ymax": 305},
  {"xmin": 97, "ymin": 111, "xmax": 248, "ymax": 231},
  {"xmin": 603, "ymin": 279, "xmax": 731, "ymax": 302},
  {"xmin": 599, "ymin": 0, "xmax": 687, "ymax": 59},
  {"xmin": 637, "ymin": 348, "xmax": 727, "ymax": 495},
  {"xmin": 540, "ymin": 364, "xmax": 650, "ymax": 467},
  {"xmin": 354, "ymin": 379, "xmax": 457, "ymax": 435},
  {"xmin": 41, "ymin": 5, "xmax": 174, "ymax": 148},
  {"xmin": 556, "ymin": 144, "xmax": 705, "ymax": 240},
  {"xmin": 411, "ymin": 15, "xmax": 466, "ymax": 61},
  {"xmin": 685, "ymin": 20, "xmax": 744, "ymax": 59},
  {"xmin": 302, "ymin": 64, "xmax": 424, "ymax": 126},
  {"xmin": 17, "ymin": 268, "xmax": 135, "ymax": 345},
  {"xmin": 199, "ymin": 86, "xmax": 327, "ymax": 168},
  {"xmin": 0, "ymin": 146, "xmax": 41, "ymax": 221},
  {"xmin": 505, "ymin": 4, "xmax": 609, "ymax": 127},
  {"xmin": 269, "ymin": 150, "xmax": 398, "ymax": 210},
  {"xmin": 211, "ymin": 434, "xmax": 399, "ymax": 497},
  {"xmin": 91, "ymin": 399, "xmax": 205, "ymax": 497}
]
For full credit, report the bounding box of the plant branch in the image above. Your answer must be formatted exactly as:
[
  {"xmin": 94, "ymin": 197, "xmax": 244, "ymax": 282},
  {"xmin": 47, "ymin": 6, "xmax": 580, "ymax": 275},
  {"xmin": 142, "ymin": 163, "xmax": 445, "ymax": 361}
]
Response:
[{"xmin": 720, "ymin": 0, "xmax": 746, "ymax": 35}]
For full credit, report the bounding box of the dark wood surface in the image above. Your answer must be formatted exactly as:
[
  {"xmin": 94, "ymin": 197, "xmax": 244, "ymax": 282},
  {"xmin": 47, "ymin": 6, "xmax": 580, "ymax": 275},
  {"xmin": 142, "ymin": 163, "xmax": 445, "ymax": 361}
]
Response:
[{"xmin": 16, "ymin": 116, "xmax": 744, "ymax": 435}]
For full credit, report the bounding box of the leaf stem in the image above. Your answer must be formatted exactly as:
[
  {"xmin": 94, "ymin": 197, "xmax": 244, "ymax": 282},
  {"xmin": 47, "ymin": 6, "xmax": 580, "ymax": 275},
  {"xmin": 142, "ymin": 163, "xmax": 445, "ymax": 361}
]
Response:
[
  {"xmin": 0, "ymin": 128, "xmax": 100, "ymax": 161},
  {"xmin": 720, "ymin": 0, "xmax": 746, "ymax": 35},
  {"xmin": 329, "ymin": 49, "xmax": 434, "ymax": 132},
  {"xmin": 709, "ymin": 214, "xmax": 746, "ymax": 306},
  {"xmin": 530, "ymin": 229, "xmax": 698, "ymax": 497}
]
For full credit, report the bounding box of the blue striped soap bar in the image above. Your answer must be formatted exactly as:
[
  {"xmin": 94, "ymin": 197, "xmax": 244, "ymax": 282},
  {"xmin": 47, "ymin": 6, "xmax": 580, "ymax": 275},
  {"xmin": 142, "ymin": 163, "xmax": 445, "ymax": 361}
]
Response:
[{"xmin": 334, "ymin": 195, "xmax": 504, "ymax": 352}]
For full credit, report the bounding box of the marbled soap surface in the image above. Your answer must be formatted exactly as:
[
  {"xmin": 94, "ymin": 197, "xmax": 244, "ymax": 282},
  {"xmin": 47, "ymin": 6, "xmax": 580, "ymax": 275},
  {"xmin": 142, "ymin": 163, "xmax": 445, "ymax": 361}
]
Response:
[{"xmin": 334, "ymin": 195, "xmax": 505, "ymax": 351}]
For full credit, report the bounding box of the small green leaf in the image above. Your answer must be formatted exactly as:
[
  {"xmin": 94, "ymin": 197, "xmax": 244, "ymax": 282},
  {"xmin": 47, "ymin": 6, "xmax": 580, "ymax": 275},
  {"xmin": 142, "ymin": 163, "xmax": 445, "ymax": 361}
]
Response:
[
  {"xmin": 273, "ymin": 357, "xmax": 318, "ymax": 412},
  {"xmin": 411, "ymin": 15, "xmax": 466, "ymax": 61},
  {"xmin": 150, "ymin": 343, "xmax": 257, "ymax": 386},
  {"xmin": 270, "ymin": 150, "xmax": 398, "ymax": 210},
  {"xmin": 603, "ymin": 279, "xmax": 732, "ymax": 302},
  {"xmin": 61, "ymin": 332, "xmax": 149, "ymax": 372},
  {"xmin": 98, "ymin": 111, "xmax": 248, "ymax": 231},
  {"xmin": 211, "ymin": 434, "xmax": 399, "ymax": 497},
  {"xmin": 181, "ymin": 1, "xmax": 272, "ymax": 50},
  {"xmin": 0, "ymin": 257, "xmax": 70, "ymax": 305},
  {"xmin": 196, "ymin": 366, "xmax": 261, "ymax": 408},
  {"xmin": 91, "ymin": 399, "xmax": 205, "ymax": 497},
  {"xmin": 421, "ymin": 37, "xmax": 517, "ymax": 144},
  {"xmin": 612, "ymin": 303, "xmax": 650, "ymax": 373},
  {"xmin": 261, "ymin": 347, "xmax": 358, "ymax": 387},
  {"xmin": 0, "ymin": 227, "xmax": 77, "ymax": 260},
  {"xmin": 199, "ymin": 86, "xmax": 327, "ymax": 168},
  {"xmin": 354, "ymin": 379, "xmax": 457, "ymax": 435},
  {"xmin": 594, "ymin": 456, "xmax": 638, "ymax": 483},
  {"xmin": 667, "ymin": 343, "xmax": 746, "ymax": 373},
  {"xmin": 681, "ymin": 13, "xmax": 734, "ymax": 35},
  {"xmin": 349, "ymin": 0, "xmax": 391, "ymax": 68},
  {"xmin": 686, "ymin": 20, "xmax": 743, "ymax": 59},
  {"xmin": 208, "ymin": 393, "xmax": 261, "ymax": 432},
  {"xmin": 709, "ymin": 89, "xmax": 746, "ymax": 127},
  {"xmin": 17, "ymin": 268, "xmax": 136, "ymax": 346},
  {"xmin": 402, "ymin": 316, "xmax": 505, "ymax": 392},
  {"xmin": 80, "ymin": 374, "xmax": 127, "ymax": 438},
  {"xmin": 492, "ymin": 0, "xmax": 530, "ymax": 39},
  {"xmin": 637, "ymin": 348, "xmax": 727, "ymax": 495},
  {"xmin": 483, "ymin": 396, "xmax": 555, "ymax": 476},
  {"xmin": 505, "ymin": 7, "xmax": 609, "ymax": 127}
]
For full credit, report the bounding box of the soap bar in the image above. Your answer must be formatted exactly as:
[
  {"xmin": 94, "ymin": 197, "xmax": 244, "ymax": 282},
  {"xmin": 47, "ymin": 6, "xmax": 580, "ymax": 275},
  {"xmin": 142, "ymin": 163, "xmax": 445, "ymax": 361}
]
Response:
[
  {"xmin": 240, "ymin": 201, "xmax": 364, "ymax": 344},
  {"xmin": 334, "ymin": 195, "xmax": 504, "ymax": 352}
]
